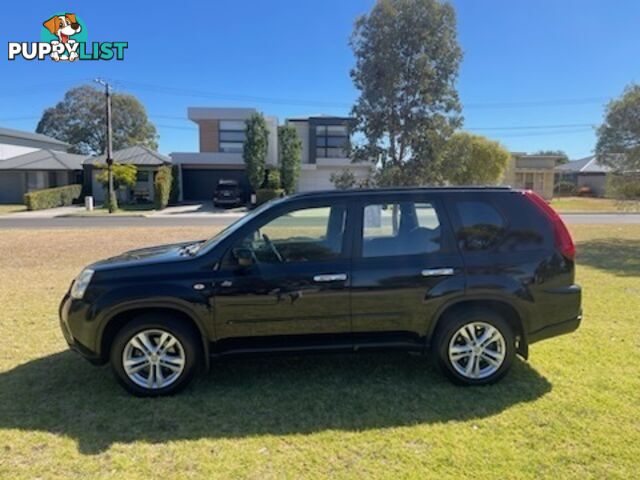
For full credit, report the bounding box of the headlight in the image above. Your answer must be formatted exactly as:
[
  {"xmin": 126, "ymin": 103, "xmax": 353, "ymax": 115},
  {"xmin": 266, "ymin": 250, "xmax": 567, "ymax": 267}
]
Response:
[{"xmin": 70, "ymin": 269, "xmax": 94, "ymax": 300}]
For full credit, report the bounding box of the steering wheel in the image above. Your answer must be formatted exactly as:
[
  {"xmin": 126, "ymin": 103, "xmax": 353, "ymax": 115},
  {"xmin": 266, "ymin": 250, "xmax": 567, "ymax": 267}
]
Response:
[{"xmin": 262, "ymin": 233, "xmax": 284, "ymax": 263}]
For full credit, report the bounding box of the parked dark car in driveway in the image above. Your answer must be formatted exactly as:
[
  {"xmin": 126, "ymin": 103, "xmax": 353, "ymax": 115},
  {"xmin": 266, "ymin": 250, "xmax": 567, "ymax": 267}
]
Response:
[
  {"xmin": 213, "ymin": 179, "xmax": 243, "ymax": 208},
  {"xmin": 59, "ymin": 187, "xmax": 581, "ymax": 396}
]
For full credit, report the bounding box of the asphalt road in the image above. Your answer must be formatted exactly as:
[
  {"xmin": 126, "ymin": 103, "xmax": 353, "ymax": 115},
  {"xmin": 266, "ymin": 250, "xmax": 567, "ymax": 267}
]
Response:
[{"xmin": 0, "ymin": 213, "xmax": 639, "ymax": 229}]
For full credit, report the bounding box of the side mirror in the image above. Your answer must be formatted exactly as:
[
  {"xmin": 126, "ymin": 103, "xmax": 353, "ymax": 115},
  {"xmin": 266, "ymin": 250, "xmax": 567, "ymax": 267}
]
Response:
[{"xmin": 233, "ymin": 247, "xmax": 255, "ymax": 267}]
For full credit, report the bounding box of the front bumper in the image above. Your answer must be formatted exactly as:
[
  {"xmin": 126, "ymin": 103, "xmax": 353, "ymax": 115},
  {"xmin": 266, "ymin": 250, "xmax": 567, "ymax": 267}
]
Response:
[{"xmin": 59, "ymin": 293, "xmax": 104, "ymax": 364}]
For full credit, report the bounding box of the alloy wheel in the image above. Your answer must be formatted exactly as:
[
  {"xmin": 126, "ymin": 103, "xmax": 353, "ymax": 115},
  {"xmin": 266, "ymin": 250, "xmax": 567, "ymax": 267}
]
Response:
[
  {"xmin": 122, "ymin": 329, "xmax": 186, "ymax": 389},
  {"xmin": 447, "ymin": 321, "xmax": 506, "ymax": 380}
]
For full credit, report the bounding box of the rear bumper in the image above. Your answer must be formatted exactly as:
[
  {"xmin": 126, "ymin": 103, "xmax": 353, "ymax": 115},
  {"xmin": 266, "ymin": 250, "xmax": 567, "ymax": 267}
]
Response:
[
  {"xmin": 214, "ymin": 197, "xmax": 242, "ymax": 205},
  {"xmin": 528, "ymin": 312, "xmax": 582, "ymax": 344}
]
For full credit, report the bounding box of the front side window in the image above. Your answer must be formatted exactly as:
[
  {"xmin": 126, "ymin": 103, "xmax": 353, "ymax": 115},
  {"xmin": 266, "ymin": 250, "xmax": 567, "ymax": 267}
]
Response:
[
  {"xmin": 229, "ymin": 205, "xmax": 346, "ymax": 265},
  {"xmin": 361, "ymin": 202, "xmax": 441, "ymax": 257},
  {"xmin": 456, "ymin": 201, "xmax": 506, "ymax": 251}
]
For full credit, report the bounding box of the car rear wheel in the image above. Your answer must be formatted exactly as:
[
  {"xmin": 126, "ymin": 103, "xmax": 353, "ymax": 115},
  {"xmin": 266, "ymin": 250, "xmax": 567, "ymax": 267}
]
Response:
[
  {"xmin": 433, "ymin": 308, "xmax": 515, "ymax": 385},
  {"xmin": 110, "ymin": 314, "xmax": 200, "ymax": 396}
]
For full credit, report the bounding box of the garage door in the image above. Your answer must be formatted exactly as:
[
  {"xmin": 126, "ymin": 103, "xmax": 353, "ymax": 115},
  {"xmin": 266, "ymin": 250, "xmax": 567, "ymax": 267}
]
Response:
[
  {"xmin": 182, "ymin": 168, "xmax": 250, "ymax": 201},
  {"xmin": 0, "ymin": 172, "xmax": 26, "ymax": 203}
]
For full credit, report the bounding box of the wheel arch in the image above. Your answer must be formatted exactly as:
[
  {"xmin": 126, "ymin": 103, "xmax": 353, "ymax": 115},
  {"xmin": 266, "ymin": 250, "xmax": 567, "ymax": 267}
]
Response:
[
  {"xmin": 428, "ymin": 297, "xmax": 529, "ymax": 358},
  {"xmin": 99, "ymin": 304, "xmax": 210, "ymax": 369}
]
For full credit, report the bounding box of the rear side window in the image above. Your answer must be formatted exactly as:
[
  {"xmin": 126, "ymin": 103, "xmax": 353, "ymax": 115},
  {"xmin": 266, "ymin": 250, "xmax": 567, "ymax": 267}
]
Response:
[
  {"xmin": 455, "ymin": 201, "xmax": 506, "ymax": 251},
  {"xmin": 361, "ymin": 201, "xmax": 441, "ymax": 257}
]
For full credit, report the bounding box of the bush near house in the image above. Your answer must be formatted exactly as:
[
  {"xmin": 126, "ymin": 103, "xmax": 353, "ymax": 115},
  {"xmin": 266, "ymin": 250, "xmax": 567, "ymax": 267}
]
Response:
[
  {"xmin": 23, "ymin": 184, "xmax": 82, "ymax": 211},
  {"xmin": 169, "ymin": 164, "xmax": 181, "ymax": 205},
  {"xmin": 606, "ymin": 173, "xmax": 640, "ymax": 199},
  {"xmin": 255, "ymin": 188, "xmax": 284, "ymax": 205},
  {"xmin": 154, "ymin": 165, "xmax": 173, "ymax": 210}
]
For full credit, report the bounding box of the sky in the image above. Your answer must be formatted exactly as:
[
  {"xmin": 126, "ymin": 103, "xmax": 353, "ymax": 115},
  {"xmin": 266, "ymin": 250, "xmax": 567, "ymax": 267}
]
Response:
[{"xmin": 1, "ymin": 0, "xmax": 639, "ymax": 159}]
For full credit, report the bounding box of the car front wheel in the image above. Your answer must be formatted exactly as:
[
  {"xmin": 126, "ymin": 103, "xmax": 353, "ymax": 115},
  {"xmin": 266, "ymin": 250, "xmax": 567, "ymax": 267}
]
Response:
[
  {"xmin": 433, "ymin": 308, "xmax": 515, "ymax": 385},
  {"xmin": 110, "ymin": 314, "xmax": 200, "ymax": 396}
]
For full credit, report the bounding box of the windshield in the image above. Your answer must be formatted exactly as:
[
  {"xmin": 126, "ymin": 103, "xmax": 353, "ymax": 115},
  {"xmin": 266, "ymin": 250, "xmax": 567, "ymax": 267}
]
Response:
[{"xmin": 192, "ymin": 198, "xmax": 284, "ymax": 255}]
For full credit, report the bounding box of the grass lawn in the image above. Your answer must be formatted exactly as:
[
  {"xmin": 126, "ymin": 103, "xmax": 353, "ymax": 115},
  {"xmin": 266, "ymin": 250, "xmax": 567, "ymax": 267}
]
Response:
[
  {"xmin": 551, "ymin": 196, "xmax": 640, "ymax": 213},
  {"xmin": 0, "ymin": 204, "xmax": 26, "ymax": 215},
  {"xmin": 0, "ymin": 224, "xmax": 638, "ymax": 478}
]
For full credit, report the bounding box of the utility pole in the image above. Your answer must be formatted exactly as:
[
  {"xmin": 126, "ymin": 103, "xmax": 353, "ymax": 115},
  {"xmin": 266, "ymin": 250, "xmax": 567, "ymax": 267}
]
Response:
[{"xmin": 94, "ymin": 78, "xmax": 115, "ymax": 213}]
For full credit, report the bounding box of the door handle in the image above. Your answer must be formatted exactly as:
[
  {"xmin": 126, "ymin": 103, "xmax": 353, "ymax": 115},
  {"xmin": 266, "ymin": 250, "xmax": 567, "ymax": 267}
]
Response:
[
  {"xmin": 313, "ymin": 273, "xmax": 348, "ymax": 282},
  {"xmin": 421, "ymin": 268, "xmax": 455, "ymax": 277}
]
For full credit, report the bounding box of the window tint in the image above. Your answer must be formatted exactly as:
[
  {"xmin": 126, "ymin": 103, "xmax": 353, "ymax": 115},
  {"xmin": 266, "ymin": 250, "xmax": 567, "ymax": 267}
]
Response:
[
  {"xmin": 362, "ymin": 202, "xmax": 441, "ymax": 257},
  {"xmin": 456, "ymin": 201, "xmax": 506, "ymax": 251},
  {"xmin": 231, "ymin": 205, "xmax": 346, "ymax": 265}
]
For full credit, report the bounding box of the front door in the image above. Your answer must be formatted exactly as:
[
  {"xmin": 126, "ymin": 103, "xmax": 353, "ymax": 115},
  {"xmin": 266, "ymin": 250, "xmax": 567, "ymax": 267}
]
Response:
[
  {"xmin": 212, "ymin": 201, "xmax": 353, "ymax": 351},
  {"xmin": 350, "ymin": 194, "xmax": 465, "ymax": 346}
]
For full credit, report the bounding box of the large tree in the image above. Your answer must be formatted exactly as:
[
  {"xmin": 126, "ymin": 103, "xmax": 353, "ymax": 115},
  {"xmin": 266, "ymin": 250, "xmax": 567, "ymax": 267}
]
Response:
[
  {"xmin": 36, "ymin": 85, "xmax": 158, "ymax": 155},
  {"xmin": 243, "ymin": 113, "xmax": 270, "ymax": 191},
  {"xmin": 350, "ymin": 0, "xmax": 463, "ymax": 186},
  {"xmin": 443, "ymin": 132, "xmax": 510, "ymax": 185},
  {"xmin": 278, "ymin": 125, "xmax": 302, "ymax": 194},
  {"xmin": 596, "ymin": 84, "xmax": 640, "ymax": 173}
]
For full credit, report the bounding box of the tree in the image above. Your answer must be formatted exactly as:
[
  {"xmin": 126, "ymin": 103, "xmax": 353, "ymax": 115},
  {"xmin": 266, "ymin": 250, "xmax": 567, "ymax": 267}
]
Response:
[
  {"xmin": 243, "ymin": 113, "xmax": 270, "ymax": 191},
  {"xmin": 278, "ymin": 125, "xmax": 302, "ymax": 194},
  {"xmin": 350, "ymin": 0, "xmax": 463, "ymax": 186},
  {"xmin": 535, "ymin": 150, "xmax": 570, "ymax": 164},
  {"xmin": 94, "ymin": 163, "xmax": 137, "ymax": 210},
  {"xmin": 596, "ymin": 84, "xmax": 640, "ymax": 173},
  {"xmin": 442, "ymin": 132, "xmax": 510, "ymax": 185},
  {"xmin": 36, "ymin": 85, "xmax": 158, "ymax": 155},
  {"xmin": 330, "ymin": 169, "xmax": 357, "ymax": 190}
]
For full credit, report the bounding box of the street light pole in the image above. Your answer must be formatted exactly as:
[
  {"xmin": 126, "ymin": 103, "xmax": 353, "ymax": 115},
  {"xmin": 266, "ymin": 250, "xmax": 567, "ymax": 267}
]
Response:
[{"xmin": 95, "ymin": 78, "xmax": 115, "ymax": 213}]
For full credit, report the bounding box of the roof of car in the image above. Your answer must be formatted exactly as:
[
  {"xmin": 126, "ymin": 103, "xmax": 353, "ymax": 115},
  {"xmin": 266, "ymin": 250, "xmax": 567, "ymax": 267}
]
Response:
[{"xmin": 289, "ymin": 186, "xmax": 513, "ymax": 199}]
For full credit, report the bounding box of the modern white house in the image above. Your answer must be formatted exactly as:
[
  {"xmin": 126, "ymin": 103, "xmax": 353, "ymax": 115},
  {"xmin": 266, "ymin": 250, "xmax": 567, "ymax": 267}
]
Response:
[
  {"xmin": 170, "ymin": 108, "xmax": 374, "ymax": 201},
  {"xmin": 286, "ymin": 115, "xmax": 373, "ymax": 192},
  {"xmin": 170, "ymin": 108, "xmax": 278, "ymax": 201}
]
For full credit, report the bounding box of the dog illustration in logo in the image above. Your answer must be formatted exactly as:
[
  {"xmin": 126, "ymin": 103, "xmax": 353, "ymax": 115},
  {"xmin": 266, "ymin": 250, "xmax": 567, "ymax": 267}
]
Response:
[{"xmin": 42, "ymin": 14, "xmax": 82, "ymax": 61}]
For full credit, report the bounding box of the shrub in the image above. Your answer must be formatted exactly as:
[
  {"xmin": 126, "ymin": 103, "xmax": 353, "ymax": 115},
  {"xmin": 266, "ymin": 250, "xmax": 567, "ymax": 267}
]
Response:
[
  {"xmin": 23, "ymin": 184, "xmax": 82, "ymax": 211},
  {"xmin": 154, "ymin": 165, "xmax": 173, "ymax": 210},
  {"xmin": 264, "ymin": 169, "xmax": 281, "ymax": 189},
  {"xmin": 606, "ymin": 173, "xmax": 640, "ymax": 199},
  {"xmin": 256, "ymin": 188, "xmax": 285, "ymax": 205},
  {"xmin": 554, "ymin": 181, "xmax": 577, "ymax": 196},
  {"xmin": 169, "ymin": 165, "xmax": 181, "ymax": 205},
  {"xmin": 330, "ymin": 169, "xmax": 357, "ymax": 189}
]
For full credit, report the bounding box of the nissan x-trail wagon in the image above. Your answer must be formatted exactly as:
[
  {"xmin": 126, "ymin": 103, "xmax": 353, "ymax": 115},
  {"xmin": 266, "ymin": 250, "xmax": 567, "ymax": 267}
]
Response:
[{"xmin": 60, "ymin": 187, "xmax": 582, "ymax": 396}]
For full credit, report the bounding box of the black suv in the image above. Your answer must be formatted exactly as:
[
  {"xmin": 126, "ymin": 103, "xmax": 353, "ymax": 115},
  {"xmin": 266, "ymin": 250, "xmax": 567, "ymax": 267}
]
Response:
[
  {"xmin": 213, "ymin": 179, "xmax": 243, "ymax": 208},
  {"xmin": 60, "ymin": 187, "xmax": 581, "ymax": 396}
]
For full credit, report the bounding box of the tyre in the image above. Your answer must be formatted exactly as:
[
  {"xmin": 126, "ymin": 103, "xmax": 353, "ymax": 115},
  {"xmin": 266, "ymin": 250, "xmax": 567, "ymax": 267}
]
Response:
[
  {"xmin": 110, "ymin": 313, "xmax": 201, "ymax": 397},
  {"xmin": 433, "ymin": 308, "xmax": 515, "ymax": 386}
]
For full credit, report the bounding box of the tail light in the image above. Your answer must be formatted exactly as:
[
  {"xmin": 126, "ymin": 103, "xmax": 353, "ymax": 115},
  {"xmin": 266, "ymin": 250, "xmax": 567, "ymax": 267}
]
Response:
[{"xmin": 523, "ymin": 190, "xmax": 576, "ymax": 260}]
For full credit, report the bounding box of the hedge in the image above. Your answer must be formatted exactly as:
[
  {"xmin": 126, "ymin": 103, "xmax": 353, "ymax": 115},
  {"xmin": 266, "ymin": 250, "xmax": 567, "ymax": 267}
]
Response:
[
  {"xmin": 23, "ymin": 184, "xmax": 82, "ymax": 211},
  {"xmin": 606, "ymin": 173, "xmax": 640, "ymax": 200},
  {"xmin": 256, "ymin": 188, "xmax": 285, "ymax": 205},
  {"xmin": 154, "ymin": 165, "xmax": 173, "ymax": 210}
]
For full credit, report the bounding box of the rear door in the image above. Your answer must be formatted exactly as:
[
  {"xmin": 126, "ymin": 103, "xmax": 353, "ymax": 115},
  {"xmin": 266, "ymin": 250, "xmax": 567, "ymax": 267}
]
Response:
[{"xmin": 350, "ymin": 193, "xmax": 465, "ymax": 346}]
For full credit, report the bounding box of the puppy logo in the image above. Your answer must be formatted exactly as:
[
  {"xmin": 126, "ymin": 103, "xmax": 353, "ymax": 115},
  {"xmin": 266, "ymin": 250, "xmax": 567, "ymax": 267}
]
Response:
[
  {"xmin": 42, "ymin": 13, "xmax": 83, "ymax": 61},
  {"xmin": 7, "ymin": 13, "xmax": 127, "ymax": 62}
]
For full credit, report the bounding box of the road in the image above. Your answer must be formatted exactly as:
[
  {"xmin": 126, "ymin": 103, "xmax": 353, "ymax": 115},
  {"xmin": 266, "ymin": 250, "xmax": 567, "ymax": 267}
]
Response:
[{"xmin": 0, "ymin": 213, "xmax": 639, "ymax": 229}]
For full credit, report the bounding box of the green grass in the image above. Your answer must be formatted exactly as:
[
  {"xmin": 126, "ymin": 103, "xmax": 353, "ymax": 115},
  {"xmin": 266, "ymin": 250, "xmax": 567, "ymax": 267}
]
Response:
[
  {"xmin": 551, "ymin": 196, "xmax": 640, "ymax": 213},
  {"xmin": 0, "ymin": 225, "xmax": 639, "ymax": 478},
  {"xmin": 0, "ymin": 203, "xmax": 26, "ymax": 215}
]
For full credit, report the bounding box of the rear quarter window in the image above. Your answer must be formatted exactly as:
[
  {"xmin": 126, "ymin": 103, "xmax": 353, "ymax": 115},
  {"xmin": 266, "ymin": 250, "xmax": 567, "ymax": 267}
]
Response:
[
  {"xmin": 454, "ymin": 194, "xmax": 548, "ymax": 252},
  {"xmin": 455, "ymin": 201, "xmax": 506, "ymax": 251}
]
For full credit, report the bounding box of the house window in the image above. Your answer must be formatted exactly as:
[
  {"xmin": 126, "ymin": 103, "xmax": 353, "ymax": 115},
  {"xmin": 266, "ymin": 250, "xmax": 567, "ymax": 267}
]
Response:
[
  {"xmin": 524, "ymin": 172, "xmax": 534, "ymax": 190},
  {"xmin": 315, "ymin": 124, "xmax": 348, "ymax": 158},
  {"xmin": 219, "ymin": 120, "xmax": 246, "ymax": 153},
  {"xmin": 136, "ymin": 171, "xmax": 150, "ymax": 183}
]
